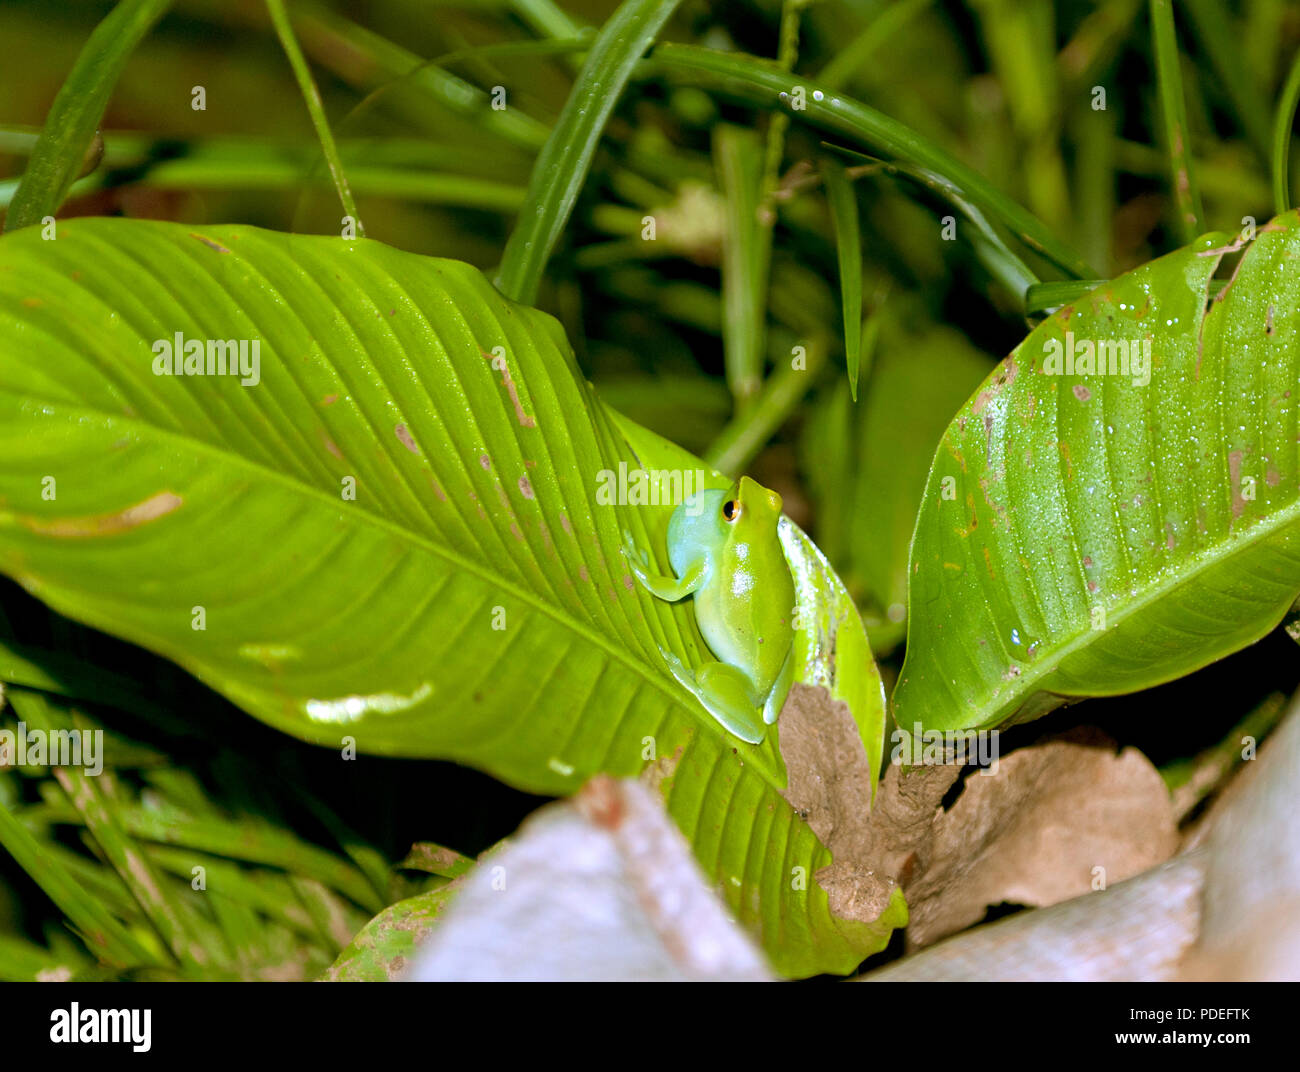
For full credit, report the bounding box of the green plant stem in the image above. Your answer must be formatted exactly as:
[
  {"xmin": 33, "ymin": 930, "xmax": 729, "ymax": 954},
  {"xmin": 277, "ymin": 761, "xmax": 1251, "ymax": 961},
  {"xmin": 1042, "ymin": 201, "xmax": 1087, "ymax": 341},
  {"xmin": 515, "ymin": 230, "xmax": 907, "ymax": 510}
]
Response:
[
  {"xmin": 761, "ymin": 0, "xmax": 810, "ymax": 206},
  {"xmin": 1272, "ymin": 51, "xmax": 1300, "ymax": 214},
  {"xmin": 9, "ymin": 691, "xmax": 222, "ymax": 970},
  {"xmin": 265, "ymin": 0, "xmax": 363, "ymax": 235},
  {"xmin": 0, "ymin": 799, "xmax": 158, "ymax": 970},
  {"xmin": 705, "ymin": 337, "xmax": 828, "ymax": 476},
  {"xmin": 510, "ymin": 0, "xmax": 585, "ymax": 42},
  {"xmin": 1164, "ymin": 691, "xmax": 1290, "ymax": 821},
  {"xmin": 1182, "ymin": 0, "xmax": 1273, "ymax": 161},
  {"xmin": 496, "ymin": 0, "xmax": 683, "ymax": 305},
  {"xmin": 716, "ymin": 125, "xmax": 770, "ymax": 413},
  {"xmin": 824, "ymin": 144, "xmax": 1041, "ymax": 297},
  {"xmin": 818, "ymin": 0, "xmax": 933, "ymax": 91},
  {"xmin": 4, "ymin": 0, "xmax": 171, "ymax": 232},
  {"xmin": 648, "ymin": 43, "xmax": 1097, "ymax": 278},
  {"xmin": 1149, "ymin": 0, "xmax": 1203, "ymax": 241},
  {"xmin": 291, "ymin": 2, "xmax": 550, "ymax": 150},
  {"xmin": 821, "ymin": 156, "xmax": 863, "ymax": 399}
]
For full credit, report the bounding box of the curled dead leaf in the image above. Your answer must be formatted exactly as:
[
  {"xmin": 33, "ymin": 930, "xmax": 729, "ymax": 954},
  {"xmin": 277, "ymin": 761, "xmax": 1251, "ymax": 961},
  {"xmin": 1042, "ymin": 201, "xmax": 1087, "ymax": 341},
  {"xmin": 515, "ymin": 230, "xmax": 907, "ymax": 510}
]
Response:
[{"xmin": 901, "ymin": 727, "xmax": 1179, "ymax": 947}]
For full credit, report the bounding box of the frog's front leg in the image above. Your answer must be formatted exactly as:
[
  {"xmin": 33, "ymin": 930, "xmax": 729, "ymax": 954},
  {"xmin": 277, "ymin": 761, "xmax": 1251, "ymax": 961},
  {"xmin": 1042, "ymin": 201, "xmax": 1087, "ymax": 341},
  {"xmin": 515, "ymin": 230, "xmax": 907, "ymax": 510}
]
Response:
[
  {"xmin": 660, "ymin": 651, "xmax": 767, "ymax": 744},
  {"xmin": 622, "ymin": 531, "xmax": 705, "ymax": 602}
]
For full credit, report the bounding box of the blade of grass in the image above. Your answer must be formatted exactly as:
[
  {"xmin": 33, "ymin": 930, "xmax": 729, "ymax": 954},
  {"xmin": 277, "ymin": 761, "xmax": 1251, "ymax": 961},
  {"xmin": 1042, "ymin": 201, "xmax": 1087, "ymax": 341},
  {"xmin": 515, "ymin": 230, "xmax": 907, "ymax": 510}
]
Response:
[
  {"xmin": 293, "ymin": 786, "xmax": 392, "ymax": 904},
  {"xmin": 1181, "ymin": 0, "xmax": 1273, "ymax": 161},
  {"xmin": 0, "ymin": 796, "xmax": 156, "ymax": 969},
  {"xmin": 1059, "ymin": 0, "xmax": 1142, "ymax": 90},
  {"xmin": 431, "ymin": 37, "xmax": 592, "ymax": 71},
  {"xmin": 8, "ymin": 690, "xmax": 219, "ymax": 971},
  {"xmin": 971, "ymin": 0, "xmax": 1069, "ymax": 230},
  {"xmin": 1073, "ymin": 92, "xmax": 1117, "ymax": 276},
  {"xmin": 510, "ymin": 0, "xmax": 585, "ymax": 40},
  {"xmin": 761, "ymin": 0, "xmax": 812, "ymax": 216},
  {"xmin": 823, "ymin": 143, "xmax": 1040, "ymax": 298},
  {"xmin": 0, "ymin": 932, "xmax": 90, "ymax": 982},
  {"xmin": 1272, "ymin": 50, "xmax": 1300, "ymax": 214},
  {"xmin": 1164, "ymin": 691, "xmax": 1289, "ymax": 821},
  {"xmin": 648, "ymin": 43, "xmax": 1097, "ymax": 278},
  {"xmin": 1025, "ymin": 279, "xmax": 1110, "ymax": 317},
  {"xmin": 818, "ymin": 0, "xmax": 934, "ymax": 92},
  {"xmin": 1149, "ymin": 0, "xmax": 1203, "ymax": 241},
  {"xmin": 146, "ymin": 846, "xmax": 326, "ymax": 942},
  {"xmin": 495, "ymin": 0, "xmax": 683, "ymax": 305},
  {"xmin": 705, "ymin": 335, "xmax": 831, "ymax": 476},
  {"xmin": 293, "ymin": 1, "xmax": 550, "ymax": 151},
  {"xmin": 715, "ymin": 124, "xmax": 771, "ymax": 412},
  {"xmin": 8, "ymin": 815, "xmax": 151, "ymax": 922},
  {"xmin": 821, "ymin": 155, "xmax": 864, "ymax": 399},
  {"xmin": 36, "ymin": 797, "xmax": 381, "ymax": 911},
  {"xmin": 289, "ymin": 875, "xmax": 369, "ymax": 950},
  {"xmin": 0, "ymin": 637, "xmax": 193, "ymax": 733},
  {"xmin": 1113, "ymin": 138, "xmax": 1272, "ymax": 203},
  {"xmin": 1244, "ymin": 1, "xmax": 1286, "ymax": 94},
  {"xmin": 4, "ymin": 0, "xmax": 171, "ymax": 232},
  {"xmin": 265, "ymin": 0, "xmax": 362, "ymax": 235}
]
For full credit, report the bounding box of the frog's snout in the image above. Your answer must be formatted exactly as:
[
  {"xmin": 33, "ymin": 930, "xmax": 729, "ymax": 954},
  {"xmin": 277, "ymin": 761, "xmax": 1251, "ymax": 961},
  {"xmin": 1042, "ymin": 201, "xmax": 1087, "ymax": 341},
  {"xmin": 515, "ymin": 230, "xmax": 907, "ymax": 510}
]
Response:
[{"xmin": 738, "ymin": 475, "xmax": 783, "ymax": 517}]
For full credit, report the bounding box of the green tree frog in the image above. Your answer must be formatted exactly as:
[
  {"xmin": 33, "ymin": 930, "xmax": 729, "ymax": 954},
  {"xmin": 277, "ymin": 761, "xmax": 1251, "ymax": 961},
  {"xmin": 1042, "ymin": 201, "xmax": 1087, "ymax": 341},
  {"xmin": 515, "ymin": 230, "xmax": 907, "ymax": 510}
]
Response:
[{"xmin": 623, "ymin": 476, "xmax": 796, "ymax": 744}]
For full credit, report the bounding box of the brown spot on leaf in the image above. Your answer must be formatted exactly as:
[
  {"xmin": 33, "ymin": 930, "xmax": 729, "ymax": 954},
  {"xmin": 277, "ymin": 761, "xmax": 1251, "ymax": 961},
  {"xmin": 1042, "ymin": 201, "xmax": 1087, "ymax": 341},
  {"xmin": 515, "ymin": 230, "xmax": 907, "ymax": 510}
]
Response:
[
  {"xmin": 1057, "ymin": 440, "xmax": 1074, "ymax": 480},
  {"xmin": 190, "ymin": 232, "xmax": 230, "ymax": 254},
  {"xmin": 395, "ymin": 424, "xmax": 420, "ymax": 455},
  {"xmin": 1228, "ymin": 450, "xmax": 1246, "ymax": 517},
  {"xmin": 21, "ymin": 490, "xmax": 182, "ymax": 538},
  {"xmin": 518, "ymin": 475, "xmax": 535, "ymax": 500},
  {"xmin": 1073, "ymin": 384, "xmax": 1091, "ymax": 402},
  {"xmin": 482, "ymin": 350, "xmax": 536, "ymax": 428}
]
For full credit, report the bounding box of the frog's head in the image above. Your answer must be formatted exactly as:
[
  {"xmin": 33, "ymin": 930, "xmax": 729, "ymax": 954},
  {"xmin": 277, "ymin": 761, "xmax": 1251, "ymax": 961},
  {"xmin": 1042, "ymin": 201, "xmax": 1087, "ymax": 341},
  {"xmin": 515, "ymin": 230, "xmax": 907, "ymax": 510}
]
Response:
[
  {"xmin": 720, "ymin": 476, "xmax": 783, "ymax": 535},
  {"xmin": 666, "ymin": 476, "xmax": 784, "ymax": 572}
]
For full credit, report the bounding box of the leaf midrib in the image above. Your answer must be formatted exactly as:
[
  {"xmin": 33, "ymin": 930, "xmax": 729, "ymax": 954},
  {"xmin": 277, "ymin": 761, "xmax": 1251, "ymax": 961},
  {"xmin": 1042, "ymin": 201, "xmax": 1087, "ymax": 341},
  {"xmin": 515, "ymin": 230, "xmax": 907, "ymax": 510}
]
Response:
[
  {"xmin": 2, "ymin": 391, "xmax": 697, "ymax": 721},
  {"xmin": 974, "ymin": 496, "xmax": 1300, "ymax": 725}
]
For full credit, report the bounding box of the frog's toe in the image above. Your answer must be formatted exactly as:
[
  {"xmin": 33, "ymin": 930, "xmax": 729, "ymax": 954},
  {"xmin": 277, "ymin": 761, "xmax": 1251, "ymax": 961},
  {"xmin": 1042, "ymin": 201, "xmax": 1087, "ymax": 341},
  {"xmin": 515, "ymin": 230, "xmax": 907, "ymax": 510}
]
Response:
[
  {"xmin": 620, "ymin": 530, "xmax": 647, "ymax": 564},
  {"xmin": 657, "ymin": 647, "xmax": 686, "ymax": 673}
]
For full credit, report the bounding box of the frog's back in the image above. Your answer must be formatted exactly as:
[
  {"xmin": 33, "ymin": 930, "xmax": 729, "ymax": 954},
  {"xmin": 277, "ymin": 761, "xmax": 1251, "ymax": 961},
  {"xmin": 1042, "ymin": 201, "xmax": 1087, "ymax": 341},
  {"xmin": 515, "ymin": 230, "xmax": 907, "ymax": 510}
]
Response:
[{"xmin": 695, "ymin": 529, "xmax": 793, "ymax": 693}]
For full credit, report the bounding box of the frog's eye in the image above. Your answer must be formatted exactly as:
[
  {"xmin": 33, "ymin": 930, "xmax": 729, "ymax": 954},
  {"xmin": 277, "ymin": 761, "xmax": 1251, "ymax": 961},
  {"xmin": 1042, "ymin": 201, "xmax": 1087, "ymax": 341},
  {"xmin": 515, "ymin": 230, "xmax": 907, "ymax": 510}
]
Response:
[{"xmin": 722, "ymin": 500, "xmax": 740, "ymax": 522}]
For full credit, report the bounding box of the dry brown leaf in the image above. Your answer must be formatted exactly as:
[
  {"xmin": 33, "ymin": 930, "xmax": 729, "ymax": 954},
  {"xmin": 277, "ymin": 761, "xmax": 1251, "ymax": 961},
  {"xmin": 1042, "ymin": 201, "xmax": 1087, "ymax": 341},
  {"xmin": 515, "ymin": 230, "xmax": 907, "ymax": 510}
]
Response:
[
  {"xmin": 901, "ymin": 727, "xmax": 1179, "ymax": 947},
  {"xmin": 776, "ymin": 682, "xmax": 897, "ymax": 923}
]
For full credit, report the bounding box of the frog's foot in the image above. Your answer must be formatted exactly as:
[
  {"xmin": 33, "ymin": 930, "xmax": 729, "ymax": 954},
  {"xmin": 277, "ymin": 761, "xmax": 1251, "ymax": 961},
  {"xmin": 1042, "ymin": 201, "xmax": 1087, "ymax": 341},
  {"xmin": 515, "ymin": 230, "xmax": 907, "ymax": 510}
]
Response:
[
  {"xmin": 621, "ymin": 528, "xmax": 649, "ymax": 567},
  {"xmin": 762, "ymin": 643, "xmax": 795, "ymax": 727},
  {"xmin": 659, "ymin": 649, "xmax": 767, "ymax": 745}
]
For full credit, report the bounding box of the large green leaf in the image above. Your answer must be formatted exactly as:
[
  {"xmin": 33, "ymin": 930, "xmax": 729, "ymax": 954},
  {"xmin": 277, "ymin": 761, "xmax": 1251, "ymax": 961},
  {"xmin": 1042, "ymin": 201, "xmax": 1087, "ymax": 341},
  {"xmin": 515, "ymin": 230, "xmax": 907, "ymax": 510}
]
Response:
[
  {"xmin": 895, "ymin": 216, "xmax": 1300, "ymax": 732},
  {"xmin": 0, "ymin": 218, "xmax": 891, "ymax": 976}
]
